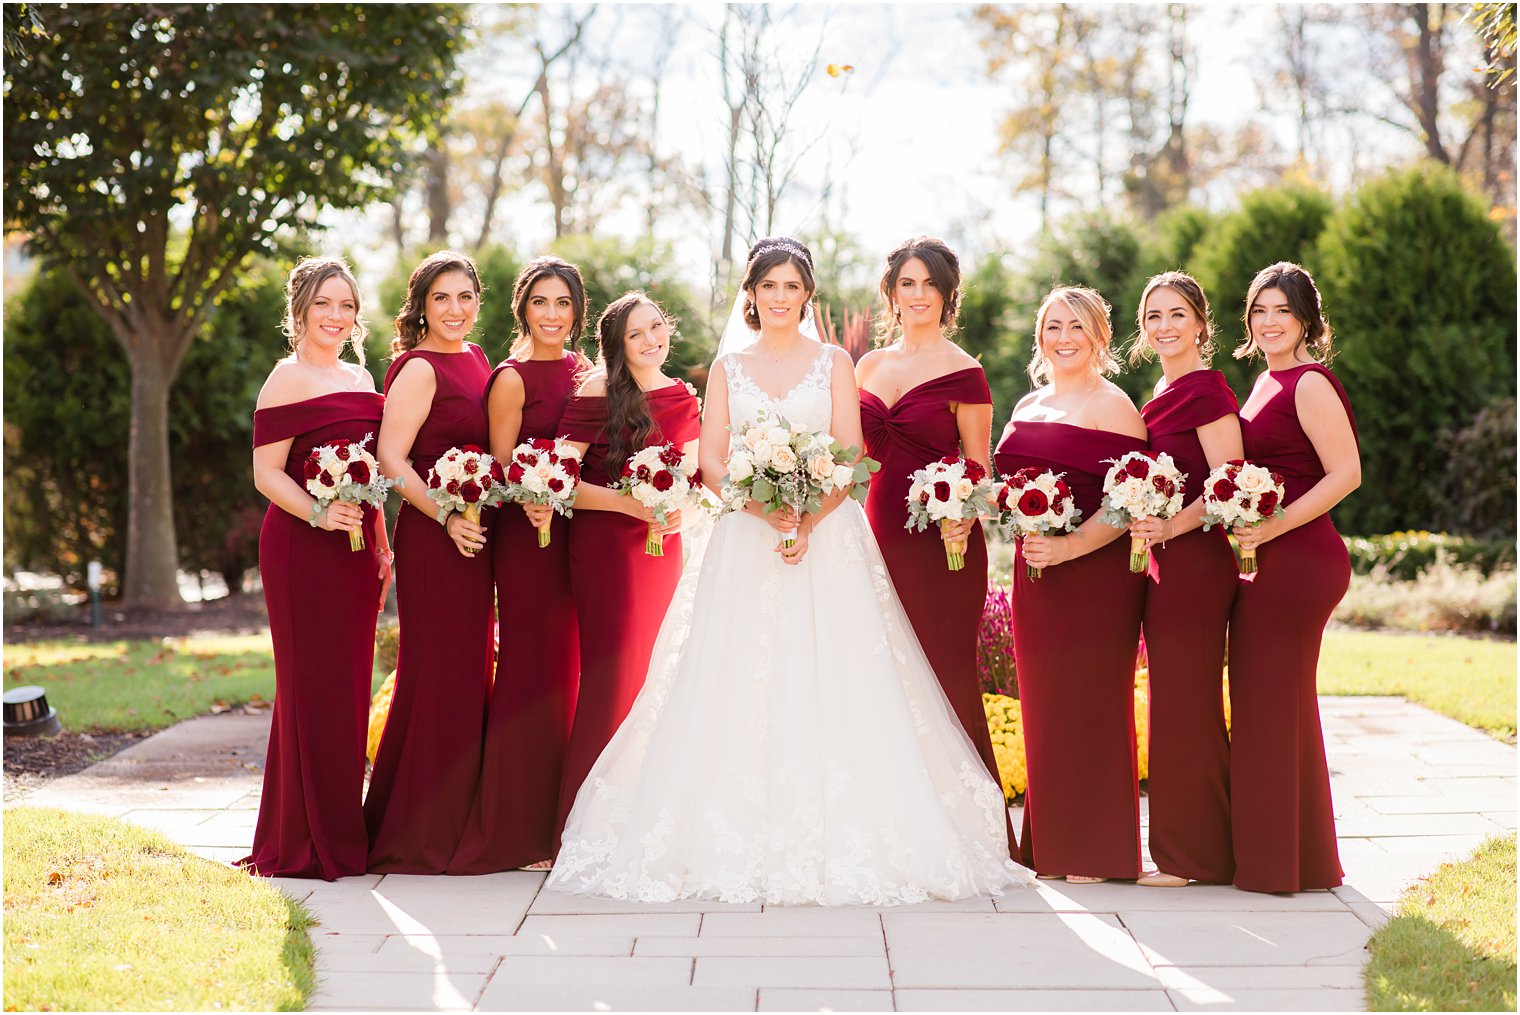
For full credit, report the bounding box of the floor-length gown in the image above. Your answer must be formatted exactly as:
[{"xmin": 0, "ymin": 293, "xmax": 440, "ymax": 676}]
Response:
[
  {"xmin": 1228, "ymin": 363, "xmax": 1354, "ymax": 893},
  {"xmin": 1140, "ymin": 370, "xmax": 1240, "ymax": 883},
  {"xmin": 860, "ymin": 366, "xmax": 1015, "ymax": 857},
  {"xmin": 554, "ymin": 380, "xmax": 702, "ymax": 842},
  {"xmin": 548, "ymin": 345, "xmax": 1029, "ymax": 905},
  {"xmin": 449, "ymin": 354, "xmax": 581, "ymax": 874},
  {"xmin": 364, "ymin": 344, "xmax": 495, "ymax": 874},
  {"xmin": 239, "ymin": 392, "xmax": 385, "ymax": 880},
  {"xmin": 994, "ymin": 421, "xmax": 1147, "ymax": 879}
]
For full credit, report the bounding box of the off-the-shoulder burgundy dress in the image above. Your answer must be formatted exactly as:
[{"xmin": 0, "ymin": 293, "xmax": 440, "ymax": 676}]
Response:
[
  {"xmin": 240, "ymin": 392, "xmax": 385, "ymax": 880},
  {"xmin": 1140, "ymin": 369, "xmax": 1240, "ymax": 883},
  {"xmin": 994, "ymin": 420, "xmax": 1146, "ymax": 879},
  {"xmin": 554, "ymin": 382, "xmax": 702, "ymax": 841},
  {"xmin": 449, "ymin": 354, "xmax": 581, "ymax": 874},
  {"xmin": 860, "ymin": 366, "xmax": 1012, "ymax": 854},
  {"xmin": 1228, "ymin": 363, "xmax": 1355, "ymax": 893},
  {"xmin": 364, "ymin": 344, "xmax": 495, "ymax": 873}
]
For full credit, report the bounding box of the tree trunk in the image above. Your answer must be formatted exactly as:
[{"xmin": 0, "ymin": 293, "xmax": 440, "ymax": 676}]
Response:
[
  {"xmin": 123, "ymin": 345, "xmax": 182, "ymax": 608},
  {"xmin": 425, "ymin": 141, "xmax": 451, "ymax": 243},
  {"xmin": 1410, "ymin": 2, "xmax": 1450, "ymax": 163}
]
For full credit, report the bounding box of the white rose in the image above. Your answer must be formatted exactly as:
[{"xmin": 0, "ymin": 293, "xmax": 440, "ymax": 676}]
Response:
[
  {"xmin": 807, "ymin": 454, "xmax": 834, "ymax": 484},
  {"xmin": 534, "ymin": 460, "xmax": 554, "ymax": 479},
  {"xmin": 909, "ymin": 480, "xmax": 925, "ymax": 504},
  {"xmin": 751, "ymin": 438, "xmax": 773, "ymax": 462},
  {"xmin": 954, "ymin": 477, "xmax": 974, "ymax": 500},
  {"xmin": 771, "ymin": 446, "xmax": 798, "ymax": 472},
  {"xmin": 728, "ymin": 454, "xmax": 754, "ymax": 482},
  {"xmin": 522, "ymin": 469, "xmax": 547, "ymax": 494},
  {"xmin": 833, "ymin": 464, "xmax": 855, "ymax": 489},
  {"xmin": 765, "ymin": 426, "xmax": 790, "ymax": 447},
  {"xmin": 1235, "ymin": 466, "xmax": 1272, "ymax": 496}
]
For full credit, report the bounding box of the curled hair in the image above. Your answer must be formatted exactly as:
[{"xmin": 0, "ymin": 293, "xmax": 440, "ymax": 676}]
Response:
[
  {"xmin": 584, "ymin": 290, "xmax": 676, "ymax": 475},
  {"xmin": 875, "ymin": 236, "xmax": 962, "ymax": 343},
  {"xmin": 390, "ymin": 250, "xmax": 483, "ymax": 358},
  {"xmin": 741, "ymin": 236, "xmax": 816, "ymax": 331},
  {"xmin": 1027, "ymin": 286, "xmax": 1121, "ymax": 385},
  {"xmin": 1128, "ymin": 271, "xmax": 1217, "ymax": 366},
  {"xmin": 1235, "ymin": 261, "xmax": 1334, "ymax": 364},
  {"xmin": 510, "ymin": 256, "xmax": 589, "ymax": 361},
  {"xmin": 283, "ymin": 256, "xmax": 368, "ymax": 366}
]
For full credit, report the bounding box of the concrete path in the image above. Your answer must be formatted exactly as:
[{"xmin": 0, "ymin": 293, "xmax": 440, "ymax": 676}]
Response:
[{"xmin": 14, "ymin": 697, "xmax": 1515, "ymax": 1012}]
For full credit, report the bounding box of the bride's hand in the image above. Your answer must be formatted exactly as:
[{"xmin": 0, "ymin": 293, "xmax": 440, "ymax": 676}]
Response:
[
  {"xmin": 748, "ymin": 501, "xmax": 800, "ymax": 533},
  {"xmin": 774, "ymin": 525, "xmax": 809, "ymax": 565}
]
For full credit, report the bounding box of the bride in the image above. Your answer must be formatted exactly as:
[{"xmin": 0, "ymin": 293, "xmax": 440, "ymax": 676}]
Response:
[{"xmin": 547, "ymin": 237, "xmax": 1030, "ymax": 905}]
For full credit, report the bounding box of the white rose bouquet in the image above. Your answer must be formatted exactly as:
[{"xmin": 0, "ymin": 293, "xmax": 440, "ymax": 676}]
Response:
[
  {"xmin": 1098, "ymin": 450, "xmax": 1187, "ymax": 573},
  {"xmin": 426, "ymin": 444, "xmax": 507, "ymax": 557},
  {"xmin": 502, "ymin": 438, "xmax": 583, "ymax": 548},
  {"xmin": 1200, "ymin": 459, "xmax": 1285, "ymax": 575},
  {"xmin": 613, "ymin": 443, "xmax": 703, "ymax": 557},
  {"xmin": 721, "ymin": 414, "xmax": 878, "ymax": 549},
  {"xmin": 904, "ymin": 456, "xmax": 995, "ymax": 571},
  {"xmin": 302, "ymin": 434, "xmax": 395, "ymax": 551},
  {"xmin": 993, "ymin": 468, "xmax": 1082, "ymax": 580}
]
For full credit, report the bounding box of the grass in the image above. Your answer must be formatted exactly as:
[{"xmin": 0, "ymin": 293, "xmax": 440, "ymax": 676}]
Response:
[
  {"xmin": 1364, "ymin": 834, "xmax": 1517, "ymax": 1012},
  {"xmin": 2, "ymin": 635, "xmax": 278, "ymax": 732},
  {"xmin": 1317, "ymin": 629, "xmax": 1517, "ymax": 740},
  {"xmin": 3, "ymin": 806, "xmax": 314, "ymax": 1011}
]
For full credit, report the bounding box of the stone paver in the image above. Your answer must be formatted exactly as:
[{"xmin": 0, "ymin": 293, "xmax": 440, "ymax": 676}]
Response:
[{"xmin": 10, "ymin": 695, "xmax": 1514, "ymax": 1011}]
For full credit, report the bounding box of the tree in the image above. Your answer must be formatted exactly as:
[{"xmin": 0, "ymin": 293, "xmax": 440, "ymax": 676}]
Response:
[{"xmin": 4, "ymin": 4, "xmax": 465, "ymax": 607}]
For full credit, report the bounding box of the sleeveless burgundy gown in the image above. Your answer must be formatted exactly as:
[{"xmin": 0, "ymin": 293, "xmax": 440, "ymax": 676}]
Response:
[
  {"xmin": 1229, "ymin": 362, "xmax": 1355, "ymax": 893},
  {"xmin": 860, "ymin": 366, "xmax": 1014, "ymax": 856},
  {"xmin": 554, "ymin": 382, "xmax": 702, "ymax": 841},
  {"xmin": 1139, "ymin": 369, "xmax": 1240, "ymax": 883},
  {"xmin": 449, "ymin": 354, "xmax": 581, "ymax": 874},
  {"xmin": 365, "ymin": 344, "xmax": 496, "ymax": 873},
  {"xmin": 240, "ymin": 392, "xmax": 385, "ymax": 880},
  {"xmin": 994, "ymin": 421, "xmax": 1147, "ymax": 879}
]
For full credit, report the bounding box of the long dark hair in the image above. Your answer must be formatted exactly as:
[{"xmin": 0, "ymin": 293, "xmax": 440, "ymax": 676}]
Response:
[
  {"xmin": 390, "ymin": 250, "xmax": 483, "ymax": 358},
  {"xmin": 1235, "ymin": 261, "xmax": 1334, "ymax": 364},
  {"xmin": 588, "ymin": 290, "xmax": 676, "ymax": 475},
  {"xmin": 741, "ymin": 236, "xmax": 816, "ymax": 331},
  {"xmin": 509, "ymin": 255, "xmax": 589, "ymax": 362},
  {"xmin": 874, "ymin": 236, "xmax": 962, "ymax": 344},
  {"xmin": 1129, "ymin": 270, "xmax": 1217, "ymax": 365}
]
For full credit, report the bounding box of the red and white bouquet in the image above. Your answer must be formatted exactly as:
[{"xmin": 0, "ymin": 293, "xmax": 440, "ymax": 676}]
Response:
[
  {"xmin": 502, "ymin": 438, "xmax": 582, "ymax": 548},
  {"xmin": 1099, "ymin": 451, "xmax": 1187, "ymax": 573},
  {"xmin": 302, "ymin": 434, "xmax": 395, "ymax": 551},
  {"xmin": 615, "ymin": 443, "xmax": 703, "ymax": 557},
  {"xmin": 721, "ymin": 414, "xmax": 878, "ymax": 549},
  {"xmin": 426, "ymin": 444, "xmax": 505, "ymax": 556},
  {"xmin": 905, "ymin": 456, "xmax": 995, "ymax": 571},
  {"xmin": 1200, "ymin": 459, "xmax": 1285, "ymax": 575},
  {"xmin": 994, "ymin": 468, "xmax": 1082, "ymax": 580}
]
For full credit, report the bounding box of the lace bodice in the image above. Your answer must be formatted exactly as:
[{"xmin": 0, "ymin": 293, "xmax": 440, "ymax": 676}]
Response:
[{"xmin": 722, "ymin": 344, "xmax": 835, "ymax": 437}]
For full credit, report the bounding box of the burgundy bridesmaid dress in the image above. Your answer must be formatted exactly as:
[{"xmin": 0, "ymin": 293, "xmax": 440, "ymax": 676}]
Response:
[
  {"xmin": 860, "ymin": 367, "xmax": 1014, "ymax": 855},
  {"xmin": 449, "ymin": 354, "xmax": 581, "ymax": 874},
  {"xmin": 240, "ymin": 392, "xmax": 385, "ymax": 880},
  {"xmin": 1228, "ymin": 363, "xmax": 1355, "ymax": 893},
  {"xmin": 554, "ymin": 382, "xmax": 701, "ymax": 842},
  {"xmin": 1140, "ymin": 370, "xmax": 1240, "ymax": 883},
  {"xmin": 994, "ymin": 421, "xmax": 1147, "ymax": 879},
  {"xmin": 364, "ymin": 344, "xmax": 496, "ymax": 874}
]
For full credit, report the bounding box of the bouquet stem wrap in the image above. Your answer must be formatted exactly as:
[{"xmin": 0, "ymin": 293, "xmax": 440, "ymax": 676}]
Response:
[
  {"xmin": 940, "ymin": 518, "xmax": 967, "ymax": 572},
  {"xmin": 538, "ymin": 522, "xmax": 552, "ymax": 549},
  {"xmin": 646, "ymin": 522, "xmax": 664, "ymax": 557},
  {"xmin": 1239, "ymin": 544, "xmax": 1258, "ymax": 574},
  {"xmin": 350, "ymin": 526, "xmax": 366, "ymax": 553},
  {"xmin": 781, "ymin": 526, "xmax": 798, "ymax": 551},
  {"xmin": 1129, "ymin": 535, "xmax": 1148, "ymax": 574}
]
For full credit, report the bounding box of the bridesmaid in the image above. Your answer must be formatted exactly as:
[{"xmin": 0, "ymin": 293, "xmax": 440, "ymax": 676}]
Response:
[
  {"xmin": 1125, "ymin": 272, "xmax": 1243, "ymax": 888},
  {"xmin": 554, "ymin": 291, "xmax": 701, "ymax": 842},
  {"xmin": 856, "ymin": 236, "xmax": 1011, "ymax": 854},
  {"xmin": 367, "ymin": 251, "xmax": 496, "ymax": 873},
  {"xmin": 1228, "ymin": 262, "xmax": 1359, "ymax": 894},
  {"xmin": 449, "ymin": 257, "xmax": 588, "ymax": 875},
  {"xmin": 993, "ymin": 285, "xmax": 1148, "ymax": 883},
  {"xmin": 241, "ymin": 257, "xmax": 389, "ymax": 880}
]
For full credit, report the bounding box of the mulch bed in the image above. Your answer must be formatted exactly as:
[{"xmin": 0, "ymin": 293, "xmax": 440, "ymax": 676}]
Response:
[
  {"xmin": 3, "ymin": 730, "xmax": 155, "ymax": 799},
  {"xmin": 4, "ymin": 594, "xmax": 273, "ymax": 645}
]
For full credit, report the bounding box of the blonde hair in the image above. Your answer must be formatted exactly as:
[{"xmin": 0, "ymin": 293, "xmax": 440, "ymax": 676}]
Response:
[
  {"xmin": 1129, "ymin": 271, "xmax": 1217, "ymax": 366},
  {"xmin": 283, "ymin": 256, "xmax": 368, "ymax": 366},
  {"xmin": 1028, "ymin": 286, "xmax": 1119, "ymax": 385}
]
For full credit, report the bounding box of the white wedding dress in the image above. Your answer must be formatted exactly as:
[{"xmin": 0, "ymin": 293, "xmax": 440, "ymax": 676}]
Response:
[{"xmin": 547, "ymin": 344, "xmax": 1031, "ymax": 905}]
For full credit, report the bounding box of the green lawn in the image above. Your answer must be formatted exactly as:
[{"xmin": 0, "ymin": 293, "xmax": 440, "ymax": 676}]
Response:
[
  {"xmin": 1364, "ymin": 834, "xmax": 1517, "ymax": 1012},
  {"xmin": 3, "ymin": 806, "xmax": 314, "ymax": 1011},
  {"xmin": 1318, "ymin": 629, "xmax": 1517, "ymax": 740}
]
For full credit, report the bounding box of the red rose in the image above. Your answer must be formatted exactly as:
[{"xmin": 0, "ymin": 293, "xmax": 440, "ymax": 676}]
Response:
[
  {"xmin": 932, "ymin": 480, "xmax": 952, "ymax": 502},
  {"xmin": 691, "ymin": 468, "xmax": 703, "ymax": 486},
  {"xmin": 460, "ymin": 480, "xmax": 482, "ymax": 504},
  {"xmin": 1017, "ymin": 488, "xmax": 1049, "ymax": 516},
  {"xmin": 346, "ymin": 460, "xmax": 371, "ymax": 484},
  {"xmin": 1151, "ymin": 475, "xmax": 1169, "ymax": 494},
  {"xmin": 995, "ymin": 485, "xmax": 1011, "ymax": 511},
  {"xmin": 462, "ymin": 457, "xmax": 480, "ymax": 476},
  {"xmin": 1011, "ymin": 469, "xmax": 1034, "ymax": 488},
  {"xmin": 530, "ymin": 438, "xmax": 555, "ymax": 451},
  {"xmin": 1257, "ymin": 490, "xmax": 1279, "ymax": 515},
  {"xmin": 652, "ymin": 470, "xmax": 675, "ymax": 492},
  {"xmin": 940, "ymin": 454, "xmax": 960, "ymax": 466},
  {"xmin": 563, "ymin": 458, "xmax": 581, "ymax": 478},
  {"xmin": 428, "ymin": 472, "xmax": 441, "ymax": 489},
  {"xmin": 1124, "ymin": 456, "xmax": 1151, "ymax": 480},
  {"xmin": 1226, "ymin": 459, "xmax": 1246, "ymax": 468},
  {"xmin": 920, "ymin": 491, "xmax": 931, "ymax": 506},
  {"xmin": 446, "ymin": 479, "xmax": 461, "ymax": 495},
  {"xmin": 507, "ymin": 462, "xmax": 525, "ymax": 483},
  {"xmin": 658, "ymin": 445, "xmax": 684, "ymax": 467},
  {"xmin": 547, "ymin": 453, "xmax": 559, "ymax": 465},
  {"xmin": 965, "ymin": 459, "xmax": 987, "ymax": 484},
  {"xmin": 478, "ymin": 472, "xmax": 494, "ymax": 489},
  {"xmin": 335, "ymin": 444, "xmax": 351, "ymax": 461},
  {"xmin": 461, "ymin": 444, "xmax": 483, "ymax": 454},
  {"xmin": 1051, "ymin": 500, "xmax": 1066, "ymax": 515},
  {"xmin": 1211, "ymin": 477, "xmax": 1237, "ymax": 501},
  {"xmin": 636, "ymin": 464, "xmax": 652, "ymax": 482},
  {"xmin": 489, "ymin": 461, "xmax": 505, "ymax": 483},
  {"xmin": 319, "ymin": 472, "xmax": 335, "ymax": 487},
  {"xmin": 1162, "ymin": 479, "xmax": 1176, "ymax": 499},
  {"xmin": 1054, "ymin": 479, "xmax": 1071, "ymax": 500},
  {"xmin": 1269, "ymin": 471, "xmax": 1284, "ymax": 487},
  {"xmin": 548, "ymin": 477, "xmax": 564, "ymax": 493},
  {"xmin": 303, "ymin": 459, "xmax": 321, "ymax": 480}
]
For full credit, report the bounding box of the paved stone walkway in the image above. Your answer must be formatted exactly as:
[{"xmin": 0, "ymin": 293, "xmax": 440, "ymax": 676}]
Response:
[{"xmin": 14, "ymin": 696, "xmax": 1515, "ymax": 1012}]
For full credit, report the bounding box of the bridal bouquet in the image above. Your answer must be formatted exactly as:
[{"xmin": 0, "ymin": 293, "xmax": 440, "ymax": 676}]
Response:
[
  {"xmin": 721, "ymin": 414, "xmax": 878, "ymax": 549},
  {"xmin": 994, "ymin": 468, "xmax": 1082, "ymax": 580},
  {"xmin": 615, "ymin": 443, "xmax": 703, "ymax": 557},
  {"xmin": 303, "ymin": 434, "xmax": 395, "ymax": 551},
  {"xmin": 502, "ymin": 438, "xmax": 582, "ymax": 548},
  {"xmin": 1200, "ymin": 459, "xmax": 1285, "ymax": 575},
  {"xmin": 426, "ymin": 444, "xmax": 506, "ymax": 557},
  {"xmin": 1099, "ymin": 451, "xmax": 1187, "ymax": 573},
  {"xmin": 904, "ymin": 456, "xmax": 995, "ymax": 571}
]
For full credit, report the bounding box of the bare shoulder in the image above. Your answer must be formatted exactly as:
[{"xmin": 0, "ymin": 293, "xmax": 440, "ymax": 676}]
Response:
[
  {"xmin": 577, "ymin": 370, "xmax": 608, "ymax": 397},
  {"xmin": 386, "ymin": 355, "xmax": 437, "ymax": 397},
  {"xmin": 255, "ymin": 358, "xmax": 305, "ymax": 410},
  {"xmin": 1294, "ymin": 369, "xmax": 1349, "ymax": 420},
  {"xmin": 854, "ymin": 347, "xmax": 887, "ymax": 381},
  {"xmin": 489, "ymin": 363, "xmax": 525, "ymax": 400},
  {"xmin": 345, "ymin": 361, "xmax": 377, "ymax": 393},
  {"xmin": 824, "ymin": 344, "xmax": 856, "ymax": 378},
  {"xmin": 1093, "ymin": 384, "xmax": 1146, "ymax": 439},
  {"xmin": 946, "ymin": 344, "xmax": 983, "ymax": 372}
]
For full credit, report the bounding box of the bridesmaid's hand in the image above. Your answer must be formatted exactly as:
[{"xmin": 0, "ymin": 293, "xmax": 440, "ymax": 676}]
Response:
[
  {"xmin": 1129, "ymin": 517, "xmax": 1169, "ymax": 547},
  {"xmin": 632, "ymin": 501, "xmax": 682, "ymax": 536},
  {"xmin": 522, "ymin": 501, "xmax": 553, "ymax": 529},
  {"xmin": 1233, "ymin": 516, "xmax": 1283, "ymax": 551},
  {"xmin": 376, "ymin": 548, "xmax": 393, "ymax": 610},
  {"xmin": 748, "ymin": 501, "xmax": 800, "ymax": 534},
  {"xmin": 775, "ymin": 525, "xmax": 809, "ymax": 565},
  {"xmin": 940, "ymin": 517, "xmax": 976, "ymax": 543},
  {"xmin": 1021, "ymin": 533, "xmax": 1070, "ymax": 570},
  {"xmin": 319, "ymin": 501, "xmax": 364, "ymax": 534},
  {"xmin": 446, "ymin": 512, "xmax": 487, "ymax": 557}
]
